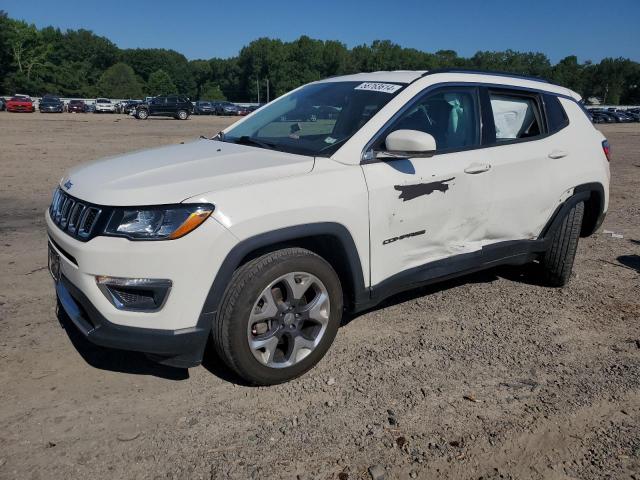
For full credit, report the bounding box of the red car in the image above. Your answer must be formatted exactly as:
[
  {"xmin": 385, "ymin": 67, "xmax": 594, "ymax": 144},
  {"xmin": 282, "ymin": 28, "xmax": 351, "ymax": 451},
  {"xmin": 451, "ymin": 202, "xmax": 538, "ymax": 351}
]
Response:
[{"xmin": 6, "ymin": 96, "xmax": 35, "ymax": 113}]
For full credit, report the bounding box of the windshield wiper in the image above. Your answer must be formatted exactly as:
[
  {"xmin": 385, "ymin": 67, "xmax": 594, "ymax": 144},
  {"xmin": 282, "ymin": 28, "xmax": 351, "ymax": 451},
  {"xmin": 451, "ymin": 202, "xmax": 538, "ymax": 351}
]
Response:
[{"xmin": 231, "ymin": 136, "xmax": 279, "ymax": 151}]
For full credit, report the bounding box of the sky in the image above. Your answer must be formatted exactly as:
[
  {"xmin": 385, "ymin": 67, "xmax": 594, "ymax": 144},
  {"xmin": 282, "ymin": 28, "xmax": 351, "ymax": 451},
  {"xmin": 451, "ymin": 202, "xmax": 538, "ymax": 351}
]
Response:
[{"xmin": 3, "ymin": 0, "xmax": 639, "ymax": 63}]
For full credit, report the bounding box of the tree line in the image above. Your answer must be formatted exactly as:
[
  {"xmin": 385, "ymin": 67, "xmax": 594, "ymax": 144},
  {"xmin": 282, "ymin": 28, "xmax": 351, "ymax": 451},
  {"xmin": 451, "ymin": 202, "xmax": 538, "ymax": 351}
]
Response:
[{"xmin": 1, "ymin": 11, "xmax": 639, "ymax": 104}]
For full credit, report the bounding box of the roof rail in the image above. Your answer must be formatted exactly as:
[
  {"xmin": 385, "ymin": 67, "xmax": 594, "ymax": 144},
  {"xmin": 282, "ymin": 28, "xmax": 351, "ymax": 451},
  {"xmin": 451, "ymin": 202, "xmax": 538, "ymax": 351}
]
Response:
[{"xmin": 421, "ymin": 68, "xmax": 551, "ymax": 84}]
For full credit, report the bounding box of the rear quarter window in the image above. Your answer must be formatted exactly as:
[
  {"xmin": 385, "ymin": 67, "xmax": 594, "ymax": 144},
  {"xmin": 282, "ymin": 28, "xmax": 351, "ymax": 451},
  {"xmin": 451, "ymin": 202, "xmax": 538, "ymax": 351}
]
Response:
[{"xmin": 543, "ymin": 94, "xmax": 569, "ymax": 133}]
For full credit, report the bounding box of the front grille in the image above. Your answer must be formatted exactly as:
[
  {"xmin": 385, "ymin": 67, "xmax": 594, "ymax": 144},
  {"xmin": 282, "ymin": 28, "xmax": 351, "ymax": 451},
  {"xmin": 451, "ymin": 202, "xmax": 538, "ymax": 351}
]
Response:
[{"xmin": 49, "ymin": 189, "xmax": 102, "ymax": 240}]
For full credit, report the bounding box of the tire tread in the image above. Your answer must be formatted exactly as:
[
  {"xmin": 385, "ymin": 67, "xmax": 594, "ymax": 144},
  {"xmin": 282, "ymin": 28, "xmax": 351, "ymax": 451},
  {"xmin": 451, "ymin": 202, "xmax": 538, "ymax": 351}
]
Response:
[{"xmin": 542, "ymin": 202, "xmax": 584, "ymax": 286}]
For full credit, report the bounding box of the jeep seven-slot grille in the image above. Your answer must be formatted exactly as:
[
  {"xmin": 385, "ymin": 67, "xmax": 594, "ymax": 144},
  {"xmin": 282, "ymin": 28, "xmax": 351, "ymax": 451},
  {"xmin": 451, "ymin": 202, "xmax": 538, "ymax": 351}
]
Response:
[{"xmin": 49, "ymin": 189, "xmax": 102, "ymax": 240}]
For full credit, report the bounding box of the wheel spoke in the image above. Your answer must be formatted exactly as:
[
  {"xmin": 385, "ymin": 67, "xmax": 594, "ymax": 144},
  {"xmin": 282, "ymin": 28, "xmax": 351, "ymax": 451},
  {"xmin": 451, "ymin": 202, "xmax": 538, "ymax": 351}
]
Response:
[
  {"xmin": 289, "ymin": 334, "xmax": 315, "ymax": 364},
  {"xmin": 282, "ymin": 272, "xmax": 313, "ymax": 302},
  {"xmin": 305, "ymin": 291, "xmax": 330, "ymax": 326},
  {"xmin": 249, "ymin": 335, "xmax": 279, "ymax": 365},
  {"xmin": 250, "ymin": 288, "xmax": 279, "ymax": 323}
]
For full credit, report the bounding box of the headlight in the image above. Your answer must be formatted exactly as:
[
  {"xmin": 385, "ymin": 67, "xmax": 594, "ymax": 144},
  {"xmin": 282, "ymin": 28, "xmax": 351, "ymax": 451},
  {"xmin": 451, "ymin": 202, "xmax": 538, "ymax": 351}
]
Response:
[{"xmin": 104, "ymin": 204, "xmax": 214, "ymax": 240}]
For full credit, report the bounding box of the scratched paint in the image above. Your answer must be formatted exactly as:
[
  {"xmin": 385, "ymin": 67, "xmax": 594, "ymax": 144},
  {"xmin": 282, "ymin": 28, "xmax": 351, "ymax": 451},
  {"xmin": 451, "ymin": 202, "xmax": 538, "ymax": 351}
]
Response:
[{"xmin": 394, "ymin": 177, "xmax": 455, "ymax": 201}]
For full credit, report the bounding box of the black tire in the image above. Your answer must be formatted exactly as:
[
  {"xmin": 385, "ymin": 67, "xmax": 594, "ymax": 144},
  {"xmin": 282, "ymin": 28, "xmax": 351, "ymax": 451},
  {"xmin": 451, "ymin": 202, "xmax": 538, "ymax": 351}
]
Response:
[
  {"xmin": 176, "ymin": 110, "xmax": 188, "ymax": 120},
  {"xmin": 213, "ymin": 248, "xmax": 343, "ymax": 385},
  {"xmin": 541, "ymin": 201, "xmax": 584, "ymax": 287},
  {"xmin": 136, "ymin": 109, "xmax": 148, "ymax": 120}
]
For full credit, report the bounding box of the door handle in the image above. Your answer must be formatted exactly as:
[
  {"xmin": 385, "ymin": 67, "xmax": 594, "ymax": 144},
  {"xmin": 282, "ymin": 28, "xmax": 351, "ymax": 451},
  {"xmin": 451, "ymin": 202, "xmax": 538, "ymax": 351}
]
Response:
[
  {"xmin": 464, "ymin": 163, "xmax": 491, "ymax": 174},
  {"xmin": 548, "ymin": 150, "xmax": 569, "ymax": 159}
]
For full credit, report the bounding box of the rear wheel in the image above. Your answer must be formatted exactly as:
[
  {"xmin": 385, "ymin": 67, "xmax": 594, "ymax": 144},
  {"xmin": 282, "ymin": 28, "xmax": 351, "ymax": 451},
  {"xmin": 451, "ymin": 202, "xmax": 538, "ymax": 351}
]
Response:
[
  {"xmin": 541, "ymin": 202, "xmax": 584, "ymax": 287},
  {"xmin": 136, "ymin": 109, "xmax": 148, "ymax": 120},
  {"xmin": 176, "ymin": 110, "xmax": 188, "ymax": 120},
  {"xmin": 212, "ymin": 248, "xmax": 343, "ymax": 385}
]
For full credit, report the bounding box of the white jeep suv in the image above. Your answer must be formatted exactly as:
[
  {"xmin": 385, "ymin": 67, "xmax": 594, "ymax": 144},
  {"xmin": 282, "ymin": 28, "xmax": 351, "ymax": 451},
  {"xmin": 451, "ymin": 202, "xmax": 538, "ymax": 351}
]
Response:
[{"xmin": 47, "ymin": 70, "xmax": 610, "ymax": 385}]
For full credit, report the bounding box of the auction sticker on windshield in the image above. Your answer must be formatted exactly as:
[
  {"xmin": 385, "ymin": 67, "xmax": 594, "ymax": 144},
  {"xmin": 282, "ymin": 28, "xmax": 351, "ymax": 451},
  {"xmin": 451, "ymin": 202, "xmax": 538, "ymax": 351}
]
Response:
[{"xmin": 354, "ymin": 82, "xmax": 403, "ymax": 94}]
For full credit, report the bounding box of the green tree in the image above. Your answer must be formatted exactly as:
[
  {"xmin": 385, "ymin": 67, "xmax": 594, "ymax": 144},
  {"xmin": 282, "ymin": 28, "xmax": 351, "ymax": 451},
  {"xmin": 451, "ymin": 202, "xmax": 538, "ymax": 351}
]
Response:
[
  {"xmin": 200, "ymin": 81, "xmax": 225, "ymax": 100},
  {"xmin": 2, "ymin": 11, "xmax": 640, "ymax": 105},
  {"xmin": 146, "ymin": 69, "xmax": 176, "ymax": 96},
  {"xmin": 189, "ymin": 59, "xmax": 212, "ymax": 99},
  {"xmin": 96, "ymin": 62, "xmax": 143, "ymax": 98},
  {"xmin": 120, "ymin": 48, "xmax": 194, "ymax": 94},
  {"xmin": 550, "ymin": 56, "xmax": 585, "ymax": 94},
  {"xmin": 0, "ymin": 11, "xmax": 14, "ymax": 83},
  {"xmin": 3, "ymin": 18, "xmax": 51, "ymax": 92}
]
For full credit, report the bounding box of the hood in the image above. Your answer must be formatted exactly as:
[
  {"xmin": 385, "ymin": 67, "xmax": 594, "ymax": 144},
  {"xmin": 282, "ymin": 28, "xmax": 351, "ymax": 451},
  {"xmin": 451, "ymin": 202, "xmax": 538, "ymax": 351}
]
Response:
[{"xmin": 61, "ymin": 139, "xmax": 314, "ymax": 206}]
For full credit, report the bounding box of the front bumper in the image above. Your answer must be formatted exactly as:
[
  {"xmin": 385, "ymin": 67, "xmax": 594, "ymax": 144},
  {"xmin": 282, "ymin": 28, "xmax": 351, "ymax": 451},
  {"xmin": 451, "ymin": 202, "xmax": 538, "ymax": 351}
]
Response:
[
  {"xmin": 56, "ymin": 274, "xmax": 209, "ymax": 367},
  {"xmin": 46, "ymin": 207, "xmax": 239, "ymax": 366}
]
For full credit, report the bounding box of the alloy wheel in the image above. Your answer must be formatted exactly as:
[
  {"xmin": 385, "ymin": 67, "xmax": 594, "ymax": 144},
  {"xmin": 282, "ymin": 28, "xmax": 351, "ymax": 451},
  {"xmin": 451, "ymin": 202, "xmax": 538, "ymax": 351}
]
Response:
[{"xmin": 247, "ymin": 271, "xmax": 330, "ymax": 368}]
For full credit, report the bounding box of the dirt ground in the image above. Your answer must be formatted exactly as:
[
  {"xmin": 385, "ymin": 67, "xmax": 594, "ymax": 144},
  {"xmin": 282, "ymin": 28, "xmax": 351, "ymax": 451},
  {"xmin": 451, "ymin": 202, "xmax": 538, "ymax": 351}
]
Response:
[{"xmin": 0, "ymin": 112, "xmax": 638, "ymax": 480}]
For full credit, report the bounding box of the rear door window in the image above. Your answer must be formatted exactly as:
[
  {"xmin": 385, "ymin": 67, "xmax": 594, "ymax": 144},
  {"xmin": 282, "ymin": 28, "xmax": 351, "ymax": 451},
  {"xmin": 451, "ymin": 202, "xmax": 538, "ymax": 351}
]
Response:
[{"xmin": 489, "ymin": 91, "xmax": 544, "ymax": 142}]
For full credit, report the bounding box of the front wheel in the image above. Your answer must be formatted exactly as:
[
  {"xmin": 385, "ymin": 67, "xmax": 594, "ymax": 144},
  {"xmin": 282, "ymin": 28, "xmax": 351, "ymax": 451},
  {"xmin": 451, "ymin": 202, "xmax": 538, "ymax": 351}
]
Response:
[
  {"xmin": 176, "ymin": 110, "xmax": 188, "ymax": 120},
  {"xmin": 212, "ymin": 248, "xmax": 343, "ymax": 385},
  {"xmin": 540, "ymin": 201, "xmax": 584, "ymax": 287}
]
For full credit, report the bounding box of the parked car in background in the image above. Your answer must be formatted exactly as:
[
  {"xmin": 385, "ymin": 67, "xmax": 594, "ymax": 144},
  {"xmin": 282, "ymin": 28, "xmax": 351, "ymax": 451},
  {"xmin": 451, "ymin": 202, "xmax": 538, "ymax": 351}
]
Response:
[
  {"xmin": 85, "ymin": 103, "xmax": 96, "ymax": 113},
  {"xmin": 0, "ymin": 97, "xmax": 5, "ymax": 111},
  {"xmin": 609, "ymin": 111, "xmax": 632, "ymax": 123},
  {"xmin": 94, "ymin": 98, "xmax": 116, "ymax": 113},
  {"xmin": 590, "ymin": 111, "xmax": 616, "ymax": 123},
  {"xmin": 6, "ymin": 96, "xmax": 35, "ymax": 112},
  {"xmin": 121, "ymin": 100, "xmax": 141, "ymax": 114},
  {"xmin": 134, "ymin": 95, "xmax": 193, "ymax": 120},
  {"xmin": 194, "ymin": 101, "xmax": 215, "ymax": 115},
  {"xmin": 624, "ymin": 111, "xmax": 640, "ymax": 122},
  {"xmin": 237, "ymin": 105, "xmax": 251, "ymax": 116},
  {"xmin": 67, "ymin": 100, "xmax": 86, "ymax": 113},
  {"xmin": 39, "ymin": 95, "xmax": 65, "ymax": 113},
  {"xmin": 213, "ymin": 101, "xmax": 240, "ymax": 115}
]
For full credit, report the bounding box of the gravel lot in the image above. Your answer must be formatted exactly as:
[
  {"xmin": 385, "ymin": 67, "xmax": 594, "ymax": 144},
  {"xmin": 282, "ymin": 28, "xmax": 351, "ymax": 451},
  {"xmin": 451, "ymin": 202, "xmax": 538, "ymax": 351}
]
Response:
[{"xmin": 0, "ymin": 112, "xmax": 638, "ymax": 480}]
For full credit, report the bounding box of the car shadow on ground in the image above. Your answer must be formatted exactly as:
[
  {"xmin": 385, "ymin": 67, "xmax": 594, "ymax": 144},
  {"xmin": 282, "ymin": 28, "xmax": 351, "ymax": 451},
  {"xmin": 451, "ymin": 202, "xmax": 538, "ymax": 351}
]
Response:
[
  {"xmin": 617, "ymin": 254, "xmax": 640, "ymax": 273},
  {"xmin": 56, "ymin": 304, "xmax": 189, "ymax": 381},
  {"xmin": 200, "ymin": 341, "xmax": 253, "ymax": 386}
]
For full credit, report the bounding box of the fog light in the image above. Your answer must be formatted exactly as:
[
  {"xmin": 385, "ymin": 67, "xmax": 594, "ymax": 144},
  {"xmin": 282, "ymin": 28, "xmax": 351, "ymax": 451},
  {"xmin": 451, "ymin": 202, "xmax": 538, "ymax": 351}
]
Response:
[{"xmin": 96, "ymin": 276, "xmax": 172, "ymax": 312}]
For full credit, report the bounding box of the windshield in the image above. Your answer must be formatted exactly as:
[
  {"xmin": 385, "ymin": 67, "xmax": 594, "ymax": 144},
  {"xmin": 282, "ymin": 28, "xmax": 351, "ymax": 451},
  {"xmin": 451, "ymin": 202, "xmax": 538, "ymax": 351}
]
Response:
[
  {"xmin": 222, "ymin": 81, "xmax": 405, "ymax": 156},
  {"xmin": 97, "ymin": 98, "xmax": 110, "ymax": 103},
  {"xmin": 43, "ymin": 97, "xmax": 60, "ymax": 102}
]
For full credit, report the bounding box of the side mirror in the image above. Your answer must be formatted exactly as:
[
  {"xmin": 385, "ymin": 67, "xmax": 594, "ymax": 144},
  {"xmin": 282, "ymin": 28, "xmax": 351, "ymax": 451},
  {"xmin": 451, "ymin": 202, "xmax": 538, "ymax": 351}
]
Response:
[{"xmin": 375, "ymin": 129, "xmax": 437, "ymax": 159}]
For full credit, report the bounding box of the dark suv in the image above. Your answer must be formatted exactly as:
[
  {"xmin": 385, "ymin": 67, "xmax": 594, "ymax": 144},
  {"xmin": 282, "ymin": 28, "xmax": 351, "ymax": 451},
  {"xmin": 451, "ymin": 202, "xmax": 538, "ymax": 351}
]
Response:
[{"xmin": 134, "ymin": 95, "xmax": 193, "ymax": 120}]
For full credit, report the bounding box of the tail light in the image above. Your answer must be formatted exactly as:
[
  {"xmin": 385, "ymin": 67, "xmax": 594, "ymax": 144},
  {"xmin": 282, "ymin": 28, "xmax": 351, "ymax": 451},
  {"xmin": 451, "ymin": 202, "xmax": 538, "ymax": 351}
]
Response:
[{"xmin": 602, "ymin": 140, "xmax": 611, "ymax": 162}]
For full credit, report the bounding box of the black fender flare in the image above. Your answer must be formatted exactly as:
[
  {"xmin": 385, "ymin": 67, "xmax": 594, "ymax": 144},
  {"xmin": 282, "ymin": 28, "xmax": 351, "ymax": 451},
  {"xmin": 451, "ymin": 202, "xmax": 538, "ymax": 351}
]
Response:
[
  {"xmin": 539, "ymin": 182, "xmax": 606, "ymax": 242},
  {"xmin": 195, "ymin": 222, "xmax": 368, "ymax": 332}
]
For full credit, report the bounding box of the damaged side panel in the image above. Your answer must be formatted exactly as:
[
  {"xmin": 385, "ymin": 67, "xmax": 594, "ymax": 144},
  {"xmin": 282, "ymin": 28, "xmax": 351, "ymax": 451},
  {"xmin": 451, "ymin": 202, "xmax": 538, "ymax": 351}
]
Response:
[
  {"xmin": 362, "ymin": 152, "xmax": 495, "ymax": 286},
  {"xmin": 394, "ymin": 177, "xmax": 455, "ymax": 201}
]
